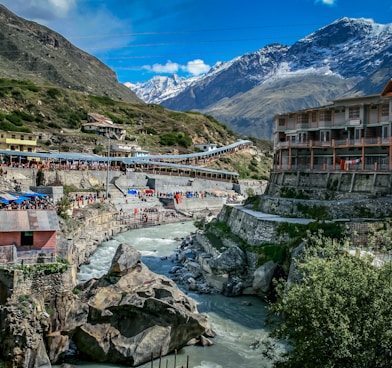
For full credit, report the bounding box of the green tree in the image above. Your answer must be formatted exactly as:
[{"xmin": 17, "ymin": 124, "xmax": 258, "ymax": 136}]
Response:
[
  {"xmin": 56, "ymin": 196, "xmax": 70, "ymax": 219},
  {"xmin": 270, "ymin": 232, "xmax": 392, "ymax": 368}
]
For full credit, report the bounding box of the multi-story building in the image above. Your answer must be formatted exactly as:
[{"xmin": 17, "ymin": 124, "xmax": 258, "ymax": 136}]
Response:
[
  {"xmin": 273, "ymin": 79, "xmax": 392, "ymax": 172},
  {"xmin": 0, "ymin": 130, "xmax": 37, "ymax": 153},
  {"xmin": 83, "ymin": 113, "xmax": 126, "ymax": 140}
]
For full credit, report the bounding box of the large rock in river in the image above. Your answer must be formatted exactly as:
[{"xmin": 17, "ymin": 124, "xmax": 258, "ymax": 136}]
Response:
[{"xmin": 73, "ymin": 244, "xmax": 212, "ymax": 366}]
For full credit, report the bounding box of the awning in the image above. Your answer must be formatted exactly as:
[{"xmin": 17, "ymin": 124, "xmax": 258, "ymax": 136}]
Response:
[
  {"xmin": 22, "ymin": 192, "xmax": 48, "ymax": 198},
  {"xmin": 13, "ymin": 196, "xmax": 31, "ymax": 204},
  {"xmin": 0, "ymin": 192, "xmax": 17, "ymax": 200}
]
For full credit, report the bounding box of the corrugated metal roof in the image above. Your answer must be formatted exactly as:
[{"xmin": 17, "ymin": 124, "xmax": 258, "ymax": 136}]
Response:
[{"xmin": 0, "ymin": 210, "xmax": 60, "ymax": 232}]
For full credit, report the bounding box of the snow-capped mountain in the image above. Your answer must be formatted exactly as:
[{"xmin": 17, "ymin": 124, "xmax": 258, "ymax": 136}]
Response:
[
  {"xmin": 126, "ymin": 18, "xmax": 392, "ymax": 139},
  {"xmin": 125, "ymin": 74, "xmax": 200, "ymax": 104}
]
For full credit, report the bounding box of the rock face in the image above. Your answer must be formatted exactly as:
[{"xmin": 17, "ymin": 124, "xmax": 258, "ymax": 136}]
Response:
[
  {"xmin": 0, "ymin": 244, "xmax": 212, "ymax": 368},
  {"xmin": 71, "ymin": 244, "xmax": 212, "ymax": 366}
]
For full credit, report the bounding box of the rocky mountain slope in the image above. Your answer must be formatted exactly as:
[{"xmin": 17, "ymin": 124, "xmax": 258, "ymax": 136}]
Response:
[
  {"xmin": 128, "ymin": 17, "xmax": 392, "ymax": 139},
  {"xmin": 0, "ymin": 4, "xmax": 139, "ymax": 103}
]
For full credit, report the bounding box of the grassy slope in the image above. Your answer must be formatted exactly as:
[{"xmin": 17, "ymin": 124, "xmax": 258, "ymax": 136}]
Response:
[{"xmin": 0, "ymin": 79, "xmax": 273, "ymax": 179}]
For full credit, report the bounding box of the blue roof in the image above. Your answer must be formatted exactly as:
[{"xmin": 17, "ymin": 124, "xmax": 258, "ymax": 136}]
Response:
[{"xmin": 0, "ymin": 139, "xmax": 252, "ymax": 177}]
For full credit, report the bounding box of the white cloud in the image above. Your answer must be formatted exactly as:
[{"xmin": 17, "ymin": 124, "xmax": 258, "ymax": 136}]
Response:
[
  {"xmin": 182, "ymin": 59, "xmax": 211, "ymax": 75},
  {"xmin": 1, "ymin": 0, "xmax": 76, "ymax": 20},
  {"xmin": 315, "ymin": 0, "xmax": 337, "ymax": 6},
  {"xmin": 143, "ymin": 59, "xmax": 210, "ymax": 76},
  {"xmin": 145, "ymin": 61, "xmax": 180, "ymax": 74},
  {"xmin": 47, "ymin": 0, "xmax": 77, "ymax": 17}
]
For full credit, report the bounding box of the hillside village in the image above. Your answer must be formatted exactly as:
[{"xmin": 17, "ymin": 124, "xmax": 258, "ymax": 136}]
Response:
[{"xmin": 0, "ymin": 3, "xmax": 392, "ymax": 368}]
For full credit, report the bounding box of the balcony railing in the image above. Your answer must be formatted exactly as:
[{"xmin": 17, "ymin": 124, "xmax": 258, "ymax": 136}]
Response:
[{"xmin": 275, "ymin": 137, "xmax": 392, "ymax": 149}]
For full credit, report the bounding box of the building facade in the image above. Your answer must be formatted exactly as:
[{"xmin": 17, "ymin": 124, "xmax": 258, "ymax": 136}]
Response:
[
  {"xmin": 0, "ymin": 210, "xmax": 59, "ymax": 263},
  {"xmin": 273, "ymin": 79, "xmax": 392, "ymax": 172},
  {"xmin": 0, "ymin": 130, "xmax": 37, "ymax": 153},
  {"xmin": 83, "ymin": 113, "xmax": 126, "ymax": 140}
]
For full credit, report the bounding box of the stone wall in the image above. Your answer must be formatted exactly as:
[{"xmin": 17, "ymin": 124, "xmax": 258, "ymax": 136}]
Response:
[
  {"xmin": 267, "ymin": 171, "xmax": 392, "ymax": 200},
  {"xmin": 258, "ymin": 195, "xmax": 392, "ymax": 219},
  {"xmin": 216, "ymin": 206, "xmax": 286, "ymax": 246}
]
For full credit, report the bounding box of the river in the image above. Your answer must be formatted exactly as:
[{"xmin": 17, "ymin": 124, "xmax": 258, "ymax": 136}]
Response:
[{"xmin": 77, "ymin": 221, "xmax": 282, "ymax": 368}]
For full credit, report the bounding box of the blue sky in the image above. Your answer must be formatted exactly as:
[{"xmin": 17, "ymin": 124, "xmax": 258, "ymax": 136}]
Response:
[{"xmin": 2, "ymin": 0, "xmax": 392, "ymax": 84}]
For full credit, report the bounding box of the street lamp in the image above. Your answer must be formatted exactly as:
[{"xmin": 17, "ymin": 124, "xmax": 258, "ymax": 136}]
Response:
[{"xmin": 105, "ymin": 135, "xmax": 110, "ymax": 200}]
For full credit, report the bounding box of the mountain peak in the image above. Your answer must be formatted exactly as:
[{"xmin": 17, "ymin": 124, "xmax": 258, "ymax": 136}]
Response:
[{"xmin": 127, "ymin": 17, "xmax": 392, "ymax": 140}]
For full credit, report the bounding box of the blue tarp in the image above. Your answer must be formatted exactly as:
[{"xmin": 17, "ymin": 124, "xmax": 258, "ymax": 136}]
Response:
[
  {"xmin": 23, "ymin": 192, "xmax": 48, "ymax": 198},
  {"xmin": 0, "ymin": 198, "xmax": 9, "ymax": 204},
  {"xmin": 13, "ymin": 196, "xmax": 31, "ymax": 204},
  {"xmin": 128, "ymin": 189, "xmax": 138, "ymax": 195}
]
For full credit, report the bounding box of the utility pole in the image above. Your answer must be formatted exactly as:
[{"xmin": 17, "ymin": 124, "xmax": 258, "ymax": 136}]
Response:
[{"xmin": 106, "ymin": 135, "xmax": 110, "ymax": 200}]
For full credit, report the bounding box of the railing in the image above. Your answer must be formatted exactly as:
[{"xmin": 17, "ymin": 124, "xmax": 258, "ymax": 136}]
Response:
[
  {"xmin": 273, "ymin": 163, "xmax": 391, "ymax": 172},
  {"xmin": 275, "ymin": 137, "xmax": 392, "ymax": 149}
]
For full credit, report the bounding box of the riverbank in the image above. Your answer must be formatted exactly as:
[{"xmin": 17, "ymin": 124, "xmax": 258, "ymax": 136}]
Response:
[{"xmin": 78, "ymin": 222, "xmax": 282, "ymax": 368}]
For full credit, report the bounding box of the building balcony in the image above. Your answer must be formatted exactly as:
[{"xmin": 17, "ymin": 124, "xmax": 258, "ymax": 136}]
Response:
[
  {"xmin": 275, "ymin": 137, "xmax": 392, "ymax": 150},
  {"xmin": 5, "ymin": 139, "xmax": 37, "ymax": 145}
]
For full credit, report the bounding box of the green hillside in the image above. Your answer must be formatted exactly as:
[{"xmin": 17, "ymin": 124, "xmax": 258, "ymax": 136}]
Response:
[{"xmin": 0, "ymin": 78, "xmax": 273, "ymax": 179}]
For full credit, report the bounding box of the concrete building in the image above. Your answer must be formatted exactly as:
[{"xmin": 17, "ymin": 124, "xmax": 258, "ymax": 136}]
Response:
[
  {"xmin": 0, "ymin": 130, "xmax": 37, "ymax": 159},
  {"xmin": 195, "ymin": 142, "xmax": 218, "ymax": 152},
  {"xmin": 110, "ymin": 143, "xmax": 149, "ymax": 158},
  {"xmin": 0, "ymin": 210, "xmax": 59, "ymax": 262},
  {"xmin": 273, "ymin": 79, "xmax": 392, "ymax": 172},
  {"xmin": 83, "ymin": 113, "xmax": 126, "ymax": 140}
]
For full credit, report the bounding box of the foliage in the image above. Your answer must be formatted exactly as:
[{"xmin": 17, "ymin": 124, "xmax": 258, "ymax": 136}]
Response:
[
  {"xmin": 270, "ymin": 231, "xmax": 392, "ymax": 368},
  {"xmin": 88, "ymin": 95, "xmax": 116, "ymax": 106},
  {"xmin": 0, "ymin": 120, "xmax": 32, "ymax": 133},
  {"xmin": 257, "ymin": 243, "xmax": 289, "ymax": 266},
  {"xmin": 159, "ymin": 131, "xmax": 192, "ymax": 148},
  {"xmin": 46, "ymin": 88, "xmax": 62, "ymax": 99},
  {"xmin": 93, "ymin": 144, "xmax": 105, "ymax": 154},
  {"xmin": 296, "ymin": 203, "xmax": 331, "ymax": 220},
  {"xmin": 56, "ymin": 196, "xmax": 71, "ymax": 219}
]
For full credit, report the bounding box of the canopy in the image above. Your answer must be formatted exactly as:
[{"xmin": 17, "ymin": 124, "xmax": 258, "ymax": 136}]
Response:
[
  {"xmin": 0, "ymin": 192, "xmax": 17, "ymax": 200},
  {"xmin": 13, "ymin": 196, "xmax": 31, "ymax": 204},
  {"xmin": 22, "ymin": 192, "xmax": 48, "ymax": 198}
]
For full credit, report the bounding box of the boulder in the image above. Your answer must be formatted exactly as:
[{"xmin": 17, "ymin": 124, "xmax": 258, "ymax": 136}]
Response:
[
  {"xmin": 72, "ymin": 244, "xmax": 211, "ymax": 366},
  {"xmin": 207, "ymin": 245, "xmax": 247, "ymax": 274},
  {"xmin": 252, "ymin": 261, "xmax": 277, "ymax": 296}
]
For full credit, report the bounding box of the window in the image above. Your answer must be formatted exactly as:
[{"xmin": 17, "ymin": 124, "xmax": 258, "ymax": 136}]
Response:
[
  {"xmin": 297, "ymin": 113, "xmax": 308, "ymax": 124},
  {"xmin": 278, "ymin": 118, "xmax": 285, "ymax": 127},
  {"xmin": 311, "ymin": 111, "xmax": 317, "ymax": 122},
  {"xmin": 28, "ymin": 136, "xmax": 33, "ymax": 141},
  {"xmin": 11, "ymin": 134, "xmax": 16, "ymax": 139},
  {"xmin": 319, "ymin": 110, "xmax": 332, "ymax": 121},
  {"xmin": 381, "ymin": 104, "xmax": 389, "ymax": 117},
  {"xmin": 21, "ymin": 231, "xmax": 33, "ymax": 246},
  {"xmin": 349, "ymin": 106, "xmax": 360, "ymax": 119},
  {"xmin": 20, "ymin": 135, "xmax": 24, "ymax": 140}
]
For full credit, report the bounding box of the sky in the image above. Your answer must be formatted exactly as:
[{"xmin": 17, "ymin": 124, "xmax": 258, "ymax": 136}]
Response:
[{"xmin": 1, "ymin": 0, "xmax": 392, "ymax": 84}]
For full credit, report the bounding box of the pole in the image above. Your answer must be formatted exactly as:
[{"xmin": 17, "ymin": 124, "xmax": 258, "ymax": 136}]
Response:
[{"xmin": 106, "ymin": 136, "xmax": 110, "ymax": 200}]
